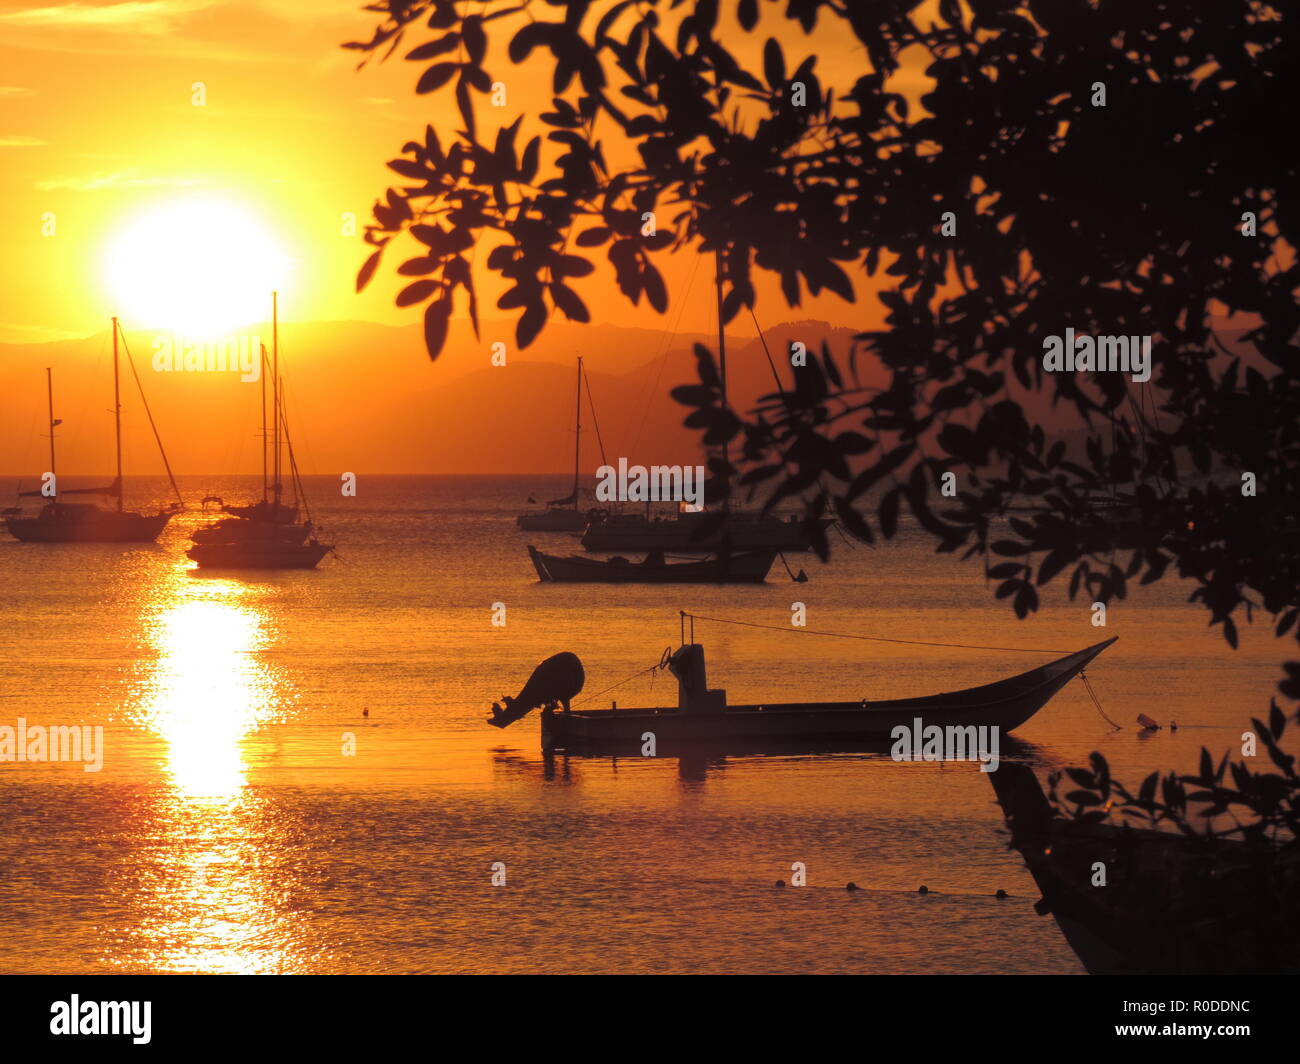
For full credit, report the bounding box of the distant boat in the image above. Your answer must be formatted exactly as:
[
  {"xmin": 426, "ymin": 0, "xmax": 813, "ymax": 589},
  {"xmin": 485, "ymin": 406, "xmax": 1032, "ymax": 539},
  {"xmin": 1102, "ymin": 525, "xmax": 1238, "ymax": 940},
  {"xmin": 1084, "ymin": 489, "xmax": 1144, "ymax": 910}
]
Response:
[
  {"xmin": 492, "ymin": 636, "xmax": 1117, "ymax": 749},
  {"xmin": 517, "ymin": 356, "xmax": 604, "ymax": 532},
  {"xmin": 201, "ymin": 496, "xmax": 299, "ymax": 524},
  {"xmin": 188, "ymin": 294, "xmax": 333, "ymax": 571},
  {"xmin": 578, "ymin": 250, "xmax": 831, "ymax": 553},
  {"xmin": 991, "ymin": 762, "xmax": 1300, "ymax": 974},
  {"xmin": 191, "ymin": 515, "xmax": 313, "ymax": 546},
  {"xmin": 580, "ymin": 510, "xmax": 829, "ymax": 553},
  {"xmin": 3, "ymin": 319, "xmax": 184, "ymax": 544},
  {"xmin": 527, "ymin": 544, "xmax": 777, "ymax": 583}
]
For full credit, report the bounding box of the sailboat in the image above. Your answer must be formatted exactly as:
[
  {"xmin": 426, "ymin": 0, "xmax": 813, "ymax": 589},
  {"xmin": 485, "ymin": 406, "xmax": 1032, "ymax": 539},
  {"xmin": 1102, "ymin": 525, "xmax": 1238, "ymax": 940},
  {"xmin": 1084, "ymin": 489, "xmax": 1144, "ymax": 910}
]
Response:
[
  {"xmin": 187, "ymin": 294, "xmax": 333, "ymax": 570},
  {"xmin": 3, "ymin": 319, "xmax": 184, "ymax": 543},
  {"xmin": 516, "ymin": 356, "xmax": 603, "ymax": 532},
  {"xmin": 580, "ymin": 251, "xmax": 832, "ymax": 553}
]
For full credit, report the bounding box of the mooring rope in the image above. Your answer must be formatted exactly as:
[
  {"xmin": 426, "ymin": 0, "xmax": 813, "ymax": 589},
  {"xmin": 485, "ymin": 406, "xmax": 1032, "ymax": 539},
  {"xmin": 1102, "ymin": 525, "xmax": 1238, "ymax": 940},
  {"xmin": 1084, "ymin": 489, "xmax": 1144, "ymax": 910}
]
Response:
[
  {"xmin": 1080, "ymin": 671, "xmax": 1122, "ymax": 730},
  {"xmin": 572, "ymin": 647, "xmax": 674, "ymax": 707},
  {"xmin": 680, "ymin": 611, "xmax": 1074, "ymax": 655}
]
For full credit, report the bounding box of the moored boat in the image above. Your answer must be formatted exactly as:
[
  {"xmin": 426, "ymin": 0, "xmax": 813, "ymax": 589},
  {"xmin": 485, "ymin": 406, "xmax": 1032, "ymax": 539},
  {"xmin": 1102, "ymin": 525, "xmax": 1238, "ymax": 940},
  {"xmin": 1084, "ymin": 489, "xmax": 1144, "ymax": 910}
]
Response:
[
  {"xmin": 187, "ymin": 294, "xmax": 333, "ymax": 571},
  {"xmin": 990, "ymin": 762, "xmax": 1300, "ymax": 974},
  {"xmin": 490, "ymin": 635, "xmax": 1117, "ymax": 750},
  {"xmin": 191, "ymin": 516, "xmax": 313, "ymax": 546},
  {"xmin": 527, "ymin": 544, "xmax": 777, "ymax": 583},
  {"xmin": 3, "ymin": 321, "xmax": 184, "ymax": 544},
  {"xmin": 187, "ymin": 538, "xmax": 332, "ymax": 570},
  {"xmin": 516, "ymin": 356, "xmax": 605, "ymax": 532}
]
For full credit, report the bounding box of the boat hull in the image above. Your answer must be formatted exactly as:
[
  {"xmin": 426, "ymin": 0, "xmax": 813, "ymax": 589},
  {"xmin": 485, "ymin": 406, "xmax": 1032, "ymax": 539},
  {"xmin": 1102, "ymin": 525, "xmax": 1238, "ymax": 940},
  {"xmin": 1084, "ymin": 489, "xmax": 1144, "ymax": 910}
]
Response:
[
  {"xmin": 4, "ymin": 506, "xmax": 172, "ymax": 543},
  {"xmin": 991, "ymin": 762, "xmax": 1300, "ymax": 974},
  {"xmin": 528, "ymin": 544, "xmax": 776, "ymax": 583},
  {"xmin": 187, "ymin": 540, "xmax": 331, "ymax": 570},
  {"xmin": 543, "ymin": 638, "xmax": 1116, "ymax": 750}
]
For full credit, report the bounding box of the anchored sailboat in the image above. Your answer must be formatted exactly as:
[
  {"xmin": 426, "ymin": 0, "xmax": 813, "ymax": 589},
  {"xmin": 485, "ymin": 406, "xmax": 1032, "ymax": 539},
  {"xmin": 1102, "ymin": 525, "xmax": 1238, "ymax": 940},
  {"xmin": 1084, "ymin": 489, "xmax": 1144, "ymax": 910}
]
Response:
[
  {"xmin": 3, "ymin": 319, "xmax": 183, "ymax": 543},
  {"xmin": 580, "ymin": 250, "xmax": 831, "ymax": 553},
  {"xmin": 187, "ymin": 294, "xmax": 333, "ymax": 570},
  {"xmin": 516, "ymin": 356, "xmax": 604, "ymax": 532}
]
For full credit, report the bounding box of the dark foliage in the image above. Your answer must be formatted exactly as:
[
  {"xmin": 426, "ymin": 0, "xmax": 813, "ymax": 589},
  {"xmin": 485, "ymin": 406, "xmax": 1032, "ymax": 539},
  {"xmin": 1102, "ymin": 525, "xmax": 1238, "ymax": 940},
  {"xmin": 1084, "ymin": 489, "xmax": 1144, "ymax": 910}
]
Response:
[
  {"xmin": 346, "ymin": 1, "xmax": 1297, "ymax": 699},
  {"xmin": 1050, "ymin": 700, "xmax": 1298, "ymax": 842}
]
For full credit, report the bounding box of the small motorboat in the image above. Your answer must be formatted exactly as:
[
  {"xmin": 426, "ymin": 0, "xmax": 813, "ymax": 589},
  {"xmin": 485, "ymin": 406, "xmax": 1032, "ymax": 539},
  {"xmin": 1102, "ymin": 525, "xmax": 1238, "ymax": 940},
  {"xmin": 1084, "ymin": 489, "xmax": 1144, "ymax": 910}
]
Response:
[
  {"xmin": 490, "ymin": 636, "xmax": 1117, "ymax": 750},
  {"xmin": 527, "ymin": 544, "xmax": 777, "ymax": 583}
]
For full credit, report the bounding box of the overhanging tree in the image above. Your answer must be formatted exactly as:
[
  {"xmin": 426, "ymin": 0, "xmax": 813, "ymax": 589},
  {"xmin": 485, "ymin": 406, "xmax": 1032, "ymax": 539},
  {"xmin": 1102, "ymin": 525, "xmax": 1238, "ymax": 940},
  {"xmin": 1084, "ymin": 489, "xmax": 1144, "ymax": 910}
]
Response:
[{"xmin": 347, "ymin": 0, "xmax": 1298, "ymax": 712}]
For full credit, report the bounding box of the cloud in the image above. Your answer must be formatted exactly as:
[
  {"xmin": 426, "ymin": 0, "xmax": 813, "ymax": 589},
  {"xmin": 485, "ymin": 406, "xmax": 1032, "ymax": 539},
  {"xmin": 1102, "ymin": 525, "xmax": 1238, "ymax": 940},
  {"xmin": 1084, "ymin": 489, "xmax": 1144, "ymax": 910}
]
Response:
[
  {"xmin": 0, "ymin": 86, "xmax": 38, "ymax": 98},
  {"xmin": 35, "ymin": 170, "xmax": 208, "ymax": 190},
  {"xmin": 0, "ymin": 2, "xmax": 210, "ymax": 34},
  {"xmin": 0, "ymin": 136, "xmax": 47, "ymax": 147}
]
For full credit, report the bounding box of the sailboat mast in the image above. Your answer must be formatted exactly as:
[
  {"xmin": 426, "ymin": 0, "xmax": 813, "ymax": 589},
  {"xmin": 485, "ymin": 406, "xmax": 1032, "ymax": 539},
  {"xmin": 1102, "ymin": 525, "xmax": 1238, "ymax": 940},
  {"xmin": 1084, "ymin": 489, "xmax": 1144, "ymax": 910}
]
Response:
[
  {"xmin": 715, "ymin": 248, "xmax": 729, "ymax": 512},
  {"xmin": 272, "ymin": 293, "xmax": 281, "ymax": 511},
  {"xmin": 260, "ymin": 344, "xmax": 268, "ymax": 502},
  {"xmin": 572, "ymin": 356, "xmax": 582, "ymax": 511},
  {"xmin": 46, "ymin": 367, "xmax": 56, "ymax": 493},
  {"xmin": 112, "ymin": 317, "xmax": 123, "ymax": 511}
]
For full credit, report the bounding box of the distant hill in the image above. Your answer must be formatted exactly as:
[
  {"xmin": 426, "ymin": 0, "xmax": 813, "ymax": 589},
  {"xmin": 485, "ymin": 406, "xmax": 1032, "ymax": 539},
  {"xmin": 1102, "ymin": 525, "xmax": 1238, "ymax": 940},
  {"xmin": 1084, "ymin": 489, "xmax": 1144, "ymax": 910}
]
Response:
[
  {"xmin": 0, "ymin": 316, "xmax": 866, "ymax": 476},
  {"xmin": 0, "ymin": 315, "xmax": 1259, "ymax": 477}
]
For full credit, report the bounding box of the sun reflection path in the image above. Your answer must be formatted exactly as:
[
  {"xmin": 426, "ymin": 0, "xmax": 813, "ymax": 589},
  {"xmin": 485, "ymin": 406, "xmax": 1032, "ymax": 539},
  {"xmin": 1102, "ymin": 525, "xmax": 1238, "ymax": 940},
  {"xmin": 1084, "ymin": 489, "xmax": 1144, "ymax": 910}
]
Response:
[
  {"xmin": 113, "ymin": 568, "xmax": 324, "ymax": 973},
  {"xmin": 136, "ymin": 574, "xmax": 281, "ymax": 799}
]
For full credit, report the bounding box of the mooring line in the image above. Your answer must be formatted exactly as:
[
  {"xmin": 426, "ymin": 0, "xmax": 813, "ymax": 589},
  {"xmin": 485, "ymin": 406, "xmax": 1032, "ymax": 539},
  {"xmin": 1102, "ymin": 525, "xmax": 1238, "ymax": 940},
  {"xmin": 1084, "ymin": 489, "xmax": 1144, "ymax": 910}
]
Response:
[{"xmin": 680, "ymin": 611, "xmax": 1073, "ymax": 655}]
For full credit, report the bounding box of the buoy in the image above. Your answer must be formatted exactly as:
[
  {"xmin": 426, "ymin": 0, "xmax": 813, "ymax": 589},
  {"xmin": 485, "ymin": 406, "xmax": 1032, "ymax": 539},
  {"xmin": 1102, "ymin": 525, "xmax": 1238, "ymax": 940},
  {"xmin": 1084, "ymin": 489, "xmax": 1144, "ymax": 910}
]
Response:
[
  {"xmin": 775, "ymin": 880, "xmax": 786, "ymax": 889},
  {"xmin": 1170, "ymin": 721, "xmax": 1178, "ymax": 731},
  {"xmin": 846, "ymin": 882, "xmax": 859, "ymax": 892},
  {"xmin": 362, "ymin": 707, "xmax": 369, "ymax": 718},
  {"xmin": 995, "ymin": 889, "xmax": 1008, "ymax": 900},
  {"xmin": 917, "ymin": 885, "xmax": 929, "ymax": 895}
]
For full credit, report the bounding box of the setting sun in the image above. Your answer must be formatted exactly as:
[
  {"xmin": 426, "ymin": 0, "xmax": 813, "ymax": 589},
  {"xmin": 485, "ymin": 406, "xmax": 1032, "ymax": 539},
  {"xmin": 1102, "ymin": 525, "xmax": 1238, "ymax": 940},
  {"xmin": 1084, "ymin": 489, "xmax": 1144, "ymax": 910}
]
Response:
[{"xmin": 102, "ymin": 199, "xmax": 293, "ymax": 337}]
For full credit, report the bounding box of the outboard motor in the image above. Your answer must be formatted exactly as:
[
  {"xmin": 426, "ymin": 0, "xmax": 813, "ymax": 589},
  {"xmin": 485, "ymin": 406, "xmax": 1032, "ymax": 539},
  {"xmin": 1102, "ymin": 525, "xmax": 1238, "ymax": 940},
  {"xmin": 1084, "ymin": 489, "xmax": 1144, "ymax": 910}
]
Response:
[{"xmin": 488, "ymin": 651, "xmax": 585, "ymax": 728}]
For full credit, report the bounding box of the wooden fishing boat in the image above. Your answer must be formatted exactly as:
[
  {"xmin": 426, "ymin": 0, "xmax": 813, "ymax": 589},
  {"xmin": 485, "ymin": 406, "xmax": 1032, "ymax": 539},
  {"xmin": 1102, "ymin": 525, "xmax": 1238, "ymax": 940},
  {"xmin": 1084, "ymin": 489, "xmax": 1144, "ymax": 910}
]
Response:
[
  {"xmin": 492, "ymin": 636, "xmax": 1117, "ymax": 749},
  {"xmin": 527, "ymin": 544, "xmax": 776, "ymax": 583},
  {"xmin": 990, "ymin": 762, "xmax": 1300, "ymax": 974}
]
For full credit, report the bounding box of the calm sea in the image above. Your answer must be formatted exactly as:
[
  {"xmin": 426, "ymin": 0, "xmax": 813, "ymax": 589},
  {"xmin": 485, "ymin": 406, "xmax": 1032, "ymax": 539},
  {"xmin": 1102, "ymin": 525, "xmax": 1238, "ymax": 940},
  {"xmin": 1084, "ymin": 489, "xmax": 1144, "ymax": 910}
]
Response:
[{"xmin": 0, "ymin": 475, "xmax": 1281, "ymax": 973}]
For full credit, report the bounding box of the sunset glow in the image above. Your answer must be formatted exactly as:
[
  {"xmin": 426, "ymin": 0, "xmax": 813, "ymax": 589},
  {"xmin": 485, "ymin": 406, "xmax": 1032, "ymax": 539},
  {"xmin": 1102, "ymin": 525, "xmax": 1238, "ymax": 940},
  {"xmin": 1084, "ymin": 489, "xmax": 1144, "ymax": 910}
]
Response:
[{"xmin": 101, "ymin": 199, "xmax": 293, "ymax": 337}]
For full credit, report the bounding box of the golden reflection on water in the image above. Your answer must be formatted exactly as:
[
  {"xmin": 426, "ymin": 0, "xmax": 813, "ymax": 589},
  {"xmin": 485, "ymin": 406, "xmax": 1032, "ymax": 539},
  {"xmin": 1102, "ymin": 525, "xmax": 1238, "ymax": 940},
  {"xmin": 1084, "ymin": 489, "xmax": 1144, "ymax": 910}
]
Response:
[
  {"xmin": 117, "ymin": 566, "xmax": 307, "ymax": 974},
  {"xmin": 136, "ymin": 571, "xmax": 279, "ymax": 798}
]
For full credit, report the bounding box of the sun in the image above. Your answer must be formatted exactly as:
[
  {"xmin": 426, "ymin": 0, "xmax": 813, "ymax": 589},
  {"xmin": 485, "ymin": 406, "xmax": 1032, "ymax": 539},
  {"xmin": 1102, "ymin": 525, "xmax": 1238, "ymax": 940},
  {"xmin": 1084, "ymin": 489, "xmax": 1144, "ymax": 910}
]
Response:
[{"xmin": 102, "ymin": 198, "xmax": 293, "ymax": 337}]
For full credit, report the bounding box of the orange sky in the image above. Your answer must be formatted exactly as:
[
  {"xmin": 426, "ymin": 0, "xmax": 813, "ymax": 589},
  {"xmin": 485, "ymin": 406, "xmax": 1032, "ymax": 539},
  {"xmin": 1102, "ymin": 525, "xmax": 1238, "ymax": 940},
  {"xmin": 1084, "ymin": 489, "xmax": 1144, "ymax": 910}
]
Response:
[{"xmin": 0, "ymin": 0, "xmax": 912, "ymax": 347}]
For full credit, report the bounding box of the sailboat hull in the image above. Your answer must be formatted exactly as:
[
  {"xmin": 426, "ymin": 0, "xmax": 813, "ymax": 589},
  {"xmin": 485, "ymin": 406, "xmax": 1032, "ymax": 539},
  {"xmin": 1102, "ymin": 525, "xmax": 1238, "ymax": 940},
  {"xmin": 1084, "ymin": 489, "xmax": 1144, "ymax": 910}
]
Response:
[
  {"xmin": 186, "ymin": 540, "xmax": 331, "ymax": 570},
  {"xmin": 542, "ymin": 639, "xmax": 1117, "ymax": 750},
  {"xmin": 3, "ymin": 505, "xmax": 172, "ymax": 543}
]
